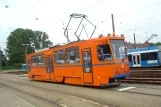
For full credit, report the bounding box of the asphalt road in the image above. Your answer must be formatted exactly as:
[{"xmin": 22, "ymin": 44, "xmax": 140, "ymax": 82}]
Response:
[{"xmin": 0, "ymin": 73, "xmax": 161, "ymax": 107}]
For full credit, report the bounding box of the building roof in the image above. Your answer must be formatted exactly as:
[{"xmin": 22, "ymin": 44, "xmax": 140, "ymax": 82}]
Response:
[{"xmin": 126, "ymin": 42, "xmax": 152, "ymax": 49}]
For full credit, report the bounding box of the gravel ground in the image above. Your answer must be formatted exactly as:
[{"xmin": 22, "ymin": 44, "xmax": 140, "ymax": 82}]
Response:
[{"xmin": 121, "ymin": 83, "xmax": 161, "ymax": 89}]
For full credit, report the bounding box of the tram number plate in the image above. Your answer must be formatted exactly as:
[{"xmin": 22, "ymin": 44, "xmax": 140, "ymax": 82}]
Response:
[{"xmin": 147, "ymin": 60, "xmax": 158, "ymax": 64}]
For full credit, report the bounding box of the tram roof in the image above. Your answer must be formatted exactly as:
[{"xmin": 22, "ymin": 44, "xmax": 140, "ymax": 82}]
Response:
[
  {"xmin": 27, "ymin": 35, "xmax": 125, "ymax": 56},
  {"xmin": 127, "ymin": 46, "xmax": 160, "ymax": 53}
]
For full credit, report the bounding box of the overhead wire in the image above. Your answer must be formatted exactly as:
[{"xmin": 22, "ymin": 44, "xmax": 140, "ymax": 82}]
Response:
[
  {"xmin": 4, "ymin": 0, "xmax": 161, "ymax": 42},
  {"xmin": 8, "ymin": 0, "xmax": 161, "ymax": 33},
  {"xmin": 122, "ymin": 22, "xmax": 161, "ymax": 33},
  {"xmin": 45, "ymin": 0, "xmax": 108, "ymax": 31},
  {"xmin": 79, "ymin": 0, "xmax": 107, "ymax": 12},
  {"xmin": 5, "ymin": 0, "xmax": 161, "ymax": 33},
  {"xmin": 94, "ymin": 2, "xmax": 161, "ymax": 37},
  {"xmin": 97, "ymin": 1, "xmax": 161, "ymax": 25},
  {"xmin": 115, "ymin": 21, "xmax": 161, "ymax": 40},
  {"xmin": 3, "ymin": 0, "xmax": 107, "ymax": 41},
  {"xmin": 116, "ymin": 14, "xmax": 161, "ymax": 27},
  {"xmin": 12, "ymin": 0, "xmax": 42, "ymax": 28},
  {"xmin": 116, "ymin": 1, "xmax": 161, "ymax": 18},
  {"xmin": 4, "ymin": 0, "xmax": 42, "ymax": 37}
]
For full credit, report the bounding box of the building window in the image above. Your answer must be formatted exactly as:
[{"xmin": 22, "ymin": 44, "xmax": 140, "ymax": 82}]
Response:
[
  {"xmin": 128, "ymin": 55, "xmax": 132, "ymax": 62},
  {"xmin": 97, "ymin": 44, "xmax": 112, "ymax": 61},
  {"xmin": 54, "ymin": 49, "xmax": 65, "ymax": 64},
  {"xmin": 149, "ymin": 52, "xmax": 157, "ymax": 60},
  {"xmin": 37, "ymin": 54, "xmax": 44, "ymax": 66},
  {"xmin": 141, "ymin": 53, "xmax": 148, "ymax": 61},
  {"xmin": 66, "ymin": 46, "xmax": 80, "ymax": 64},
  {"xmin": 31, "ymin": 56, "xmax": 37, "ymax": 66}
]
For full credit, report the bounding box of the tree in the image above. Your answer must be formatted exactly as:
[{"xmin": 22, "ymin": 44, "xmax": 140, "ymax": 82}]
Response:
[
  {"xmin": 32, "ymin": 31, "xmax": 53, "ymax": 49},
  {"xmin": 155, "ymin": 42, "xmax": 161, "ymax": 46},
  {"xmin": 0, "ymin": 50, "xmax": 7, "ymax": 66},
  {"xmin": 6, "ymin": 28, "xmax": 53, "ymax": 65}
]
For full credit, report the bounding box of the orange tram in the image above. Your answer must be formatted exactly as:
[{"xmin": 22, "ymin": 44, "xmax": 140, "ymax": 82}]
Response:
[{"xmin": 27, "ymin": 35, "xmax": 130, "ymax": 86}]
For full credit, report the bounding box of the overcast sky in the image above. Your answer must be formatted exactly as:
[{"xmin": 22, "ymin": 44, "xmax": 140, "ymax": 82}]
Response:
[{"xmin": 0, "ymin": 0, "xmax": 161, "ymax": 50}]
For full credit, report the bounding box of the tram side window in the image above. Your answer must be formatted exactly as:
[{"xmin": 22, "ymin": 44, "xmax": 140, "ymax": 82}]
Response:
[
  {"xmin": 128, "ymin": 55, "xmax": 132, "ymax": 62},
  {"xmin": 54, "ymin": 49, "xmax": 65, "ymax": 64},
  {"xmin": 141, "ymin": 53, "xmax": 148, "ymax": 61},
  {"xmin": 97, "ymin": 44, "xmax": 112, "ymax": 61},
  {"xmin": 149, "ymin": 52, "xmax": 157, "ymax": 60},
  {"xmin": 31, "ymin": 56, "xmax": 37, "ymax": 66},
  {"xmin": 66, "ymin": 46, "xmax": 80, "ymax": 64},
  {"xmin": 37, "ymin": 54, "xmax": 44, "ymax": 66}
]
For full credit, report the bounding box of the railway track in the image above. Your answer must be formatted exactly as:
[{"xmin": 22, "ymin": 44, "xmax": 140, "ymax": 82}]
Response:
[
  {"xmin": 107, "ymin": 87, "xmax": 161, "ymax": 97},
  {"xmin": 122, "ymin": 67, "xmax": 161, "ymax": 85},
  {"xmin": 0, "ymin": 76, "xmax": 113, "ymax": 107},
  {"xmin": 2, "ymin": 69, "xmax": 161, "ymax": 85},
  {"xmin": 2, "ymin": 71, "xmax": 27, "ymax": 75},
  {"xmin": 1, "ymin": 72, "xmax": 161, "ymax": 107},
  {"xmin": 130, "ymin": 66, "xmax": 161, "ymax": 71},
  {"xmin": 1, "ymin": 83, "xmax": 62, "ymax": 107},
  {"xmin": 1, "ymin": 74, "xmax": 161, "ymax": 98}
]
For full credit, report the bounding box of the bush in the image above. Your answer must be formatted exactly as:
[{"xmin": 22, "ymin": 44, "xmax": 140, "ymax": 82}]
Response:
[
  {"xmin": 2, "ymin": 66, "xmax": 16, "ymax": 70},
  {"xmin": 13, "ymin": 63, "xmax": 23, "ymax": 68},
  {"xmin": 2, "ymin": 63, "xmax": 23, "ymax": 70}
]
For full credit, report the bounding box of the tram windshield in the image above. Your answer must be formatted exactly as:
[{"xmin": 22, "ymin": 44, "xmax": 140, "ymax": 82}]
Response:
[{"xmin": 110, "ymin": 40, "xmax": 127, "ymax": 60}]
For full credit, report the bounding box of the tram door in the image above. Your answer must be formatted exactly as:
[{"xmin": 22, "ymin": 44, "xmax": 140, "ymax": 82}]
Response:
[
  {"xmin": 82, "ymin": 48, "xmax": 93, "ymax": 84},
  {"xmin": 46, "ymin": 56, "xmax": 53, "ymax": 80},
  {"xmin": 132, "ymin": 54, "xmax": 141, "ymax": 67}
]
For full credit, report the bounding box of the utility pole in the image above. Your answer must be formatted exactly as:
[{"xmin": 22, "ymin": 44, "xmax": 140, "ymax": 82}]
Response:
[
  {"xmin": 111, "ymin": 14, "xmax": 115, "ymax": 36},
  {"xmin": 133, "ymin": 33, "xmax": 136, "ymax": 49},
  {"xmin": 0, "ymin": 47, "xmax": 2, "ymax": 72},
  {"xmin": 22, "ymin": 44, "xmax": 29, "ymax": 64}
]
